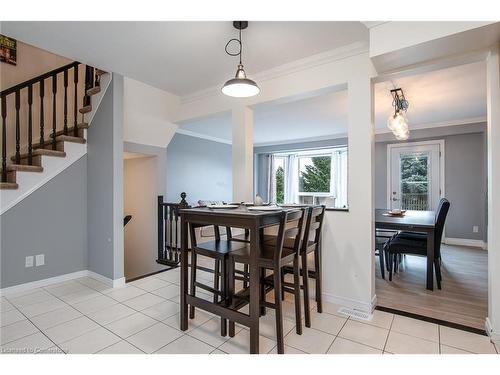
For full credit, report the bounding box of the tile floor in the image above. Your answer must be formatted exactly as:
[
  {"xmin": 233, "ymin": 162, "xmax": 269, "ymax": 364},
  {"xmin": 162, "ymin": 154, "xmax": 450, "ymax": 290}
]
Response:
[{"xmin": 1, "ymin": 268, "xmax": 499, "ymax": 354}]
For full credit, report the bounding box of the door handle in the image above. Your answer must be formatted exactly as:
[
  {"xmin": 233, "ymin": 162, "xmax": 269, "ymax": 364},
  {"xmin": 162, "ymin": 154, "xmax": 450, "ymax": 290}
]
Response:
[{"xmin": 392, "ymin": 197, "xmax": 399, "ymax": 201}]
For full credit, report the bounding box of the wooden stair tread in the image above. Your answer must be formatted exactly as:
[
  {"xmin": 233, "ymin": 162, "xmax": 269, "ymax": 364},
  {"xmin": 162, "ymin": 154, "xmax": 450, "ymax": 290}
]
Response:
[
  {"xmin": 11, "ymin": 149, "xmax": 66, "ymax": 161},
  {"xmin": 56, "ymin": 135, "xmax": 86, "ymax": 144},
  {"xmin": 3, "ymin": 164, "xmax": 43, "ymax": 173},
  {"xmin": 79, "ymin": 105, "xmax": 92, "ymax": 114},
  {"xmin": 0, "ymin": 182, "xmax": 18, "ymax": 190},
  {"xmin": 86, "ymin": 86, "xmax": 101, "ymax": 96}
]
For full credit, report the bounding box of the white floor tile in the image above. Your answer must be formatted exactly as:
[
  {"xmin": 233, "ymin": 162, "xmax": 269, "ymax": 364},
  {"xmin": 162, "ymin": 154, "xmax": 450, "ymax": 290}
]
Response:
[
  {"xmin": 17, "ymin": 298, "xmax": 67, "ymax": 318},
  {"xmin": 188, "ymin": 318, "xmax": 240, "ymax": 348},
  {"xmin": 123, "ymin": 293, "xmax": 165, "ymax": 311},
  {"xmin": 268, "ymin": 345, "xmax": 308, "ymax": 354},
  {"xmin": 1, "ymin": 332, "xmax": 54, "ymax": 354},
  {"xmin": 71, "ymin": 294, "xmax": 118, "ymax": 315},
  {"xmin": 130, "ymin": 277, "xmax": 171, "ymax": 292},
  {"xmin": 338, "ymin": 320, "xmax": 389, "ymax": 350},
  {"xmin": 0, "ymin": 319, "xmax": 39, "ymax": 345},
  {"xmin": 319, "ymin": 301, "xmax": 351, "ymax": 318},
  {"xmin": 36, "ymin": 346, "xmax": 65, "ymax": 354},
  {"xmin": 385, "ymin": 331, "xmax": 439, "ymax": 354},
  {"xmin": 59, "ymin": 288, "xmax": 101, "ymax": 304},
  {"xmin": 391, "ymin": 315, "xmax": 439, "ymax": 342},
  {"xmin": 105, "ymin": 312, "xmax": 157, "ymax": 339},
  {"xmin": 141, "ymin": 300, "xmax": 179, "ymax": 321},
  {"xmin": 62, "ymin": 327, "xmax": 121, "ymax": 354},
  {"xmin": 43, "ymin": 316, "xmax": 100, "ymax": 344},
  {"xmin": 154, "ymin": 335, "xmax": 215, "ymax": 354},
  {"xmin": 7, "ymin": 289, "xmax": 53, "ymax": 308},
  {"xmin": 30, "ymin": 305, "xmax": 82, "ymax": 330},
  {"xmin": 327, "ymin": 337, "xmax": 382, "ymax": 354},
  {"xmin": 44, "ymin": 281, "xmax": 89, "ymax": 297},
  {"xmin": 76, "ymin": 277, "xmax": 113, "ymax": 292},
  {"xmin": 440, "ymin": 344, "xmax": 474, "ymax": 354},
  {"xmin": 127, "ymin": 322, "xmax": 183, "ymax": 353},
  {"xmin": 151, "ymin": 284, "xmax": 180, "ymax": 300},
  {"xmin": 103, "ymin": 285, "xmax": 146, "ymax": 302},
  {"xmin": 155, "ymin": 270, "xmax": 180, "ymax": 284},
  {"xmin": 284, "ymin": 327, "xmax": 335, "ymax": 354},
  {"xmin": 257, "ymin": 312, "xmax": 296, "ymax": 340},
  {"xmin": 164, "ymin": 311, "xmax": 213, "ymax": 332},
  {"xmin": 210, "ymin": 349, "xmax": 227, "ymax": 354},
  {"xmin": 439, "ymin": 326, "xmax": 497, "ymax": 354},
  {"xmin": 1, "ymin": 309, "xmax": 26, "ymax": 327},
  {"xmin": 98, "ymin": 340, "xmax": 144, "ymax": 354},
  {"xmin": 308, "ymin": 311, "xmax": 347, "ymax": 335},
  {"xmin": 87, "ymin": 303, "xmax": 136, "ymax": 325},
  {"xmin": 219, "ymin": 329, "xmax": 276, "ymax": 354},
  {"xmin": 0, "ymin": 298, "xmax": 15, "ymax": 313}
]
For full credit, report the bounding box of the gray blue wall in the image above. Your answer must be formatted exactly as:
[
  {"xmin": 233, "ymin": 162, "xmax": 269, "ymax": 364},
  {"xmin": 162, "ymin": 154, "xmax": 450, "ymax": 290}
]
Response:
[
  {"xmin": 166, "ymin": 134, "xmax": 232, "ymax": 206},
  {"xmin": 0, "ymin": 157, "xmax": 88, "ymax": 288},
  {"xmin": 87, "ymin": 75, "xmax": 124, "ymax": 280}
]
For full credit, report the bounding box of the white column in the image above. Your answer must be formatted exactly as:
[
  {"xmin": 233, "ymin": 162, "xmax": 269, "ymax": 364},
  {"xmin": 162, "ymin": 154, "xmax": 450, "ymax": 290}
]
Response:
[
  {"xmin": 321, "ymin": 55, "xmax": 376, "ymax": 311},
  {"xmin": 232, "ymin": 106, "xmax": 254, "ymax": 203},
  {"xmin": 486, "ymin": 44, "xmax": 500, "ymax": 343}
]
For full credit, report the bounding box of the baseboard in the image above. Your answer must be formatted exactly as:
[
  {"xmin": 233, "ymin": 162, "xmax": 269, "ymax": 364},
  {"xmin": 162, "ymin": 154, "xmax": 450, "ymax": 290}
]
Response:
[
  {"xmin": 444, "ymin": 237, "xmax": 487, "ymax": 250},
  {"xmin": 0, "ymin": 270, "xmax": 125, "ymax": 296},
  {"xmin": 322, "ymin": 292, "xmax": 377, "ymax": 313},
  {"xmin": 485, "ymin": 317, "xmax": 500, "ymax": 344}
]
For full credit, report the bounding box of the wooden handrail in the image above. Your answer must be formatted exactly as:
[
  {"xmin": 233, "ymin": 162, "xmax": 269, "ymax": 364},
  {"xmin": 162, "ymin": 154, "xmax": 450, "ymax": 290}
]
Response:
[{"xmin": 0, "ymin": 61, "xmax": 80, "ymax": 97}]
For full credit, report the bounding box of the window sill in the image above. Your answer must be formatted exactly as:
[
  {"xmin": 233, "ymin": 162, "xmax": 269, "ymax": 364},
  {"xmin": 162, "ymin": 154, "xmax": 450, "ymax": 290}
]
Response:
[{"xmin": 325, "ymin": 207, "xmax": 349, "ymax": 212}]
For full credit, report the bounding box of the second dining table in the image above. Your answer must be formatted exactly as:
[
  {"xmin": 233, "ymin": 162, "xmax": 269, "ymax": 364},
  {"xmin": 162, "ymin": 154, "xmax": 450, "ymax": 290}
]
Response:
[
  {"xmin": 375, "ymin": 208, "xmax": 436, "ymax": 290},
  {"xmin": 178, "ymin": 205, "xmax": 301, "ymax": 354}
]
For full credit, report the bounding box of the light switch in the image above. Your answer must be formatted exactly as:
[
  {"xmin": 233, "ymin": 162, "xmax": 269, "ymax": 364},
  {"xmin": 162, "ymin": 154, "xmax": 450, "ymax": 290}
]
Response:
[
  {"xmin": 25, "ymin": 256, "xmax": 34, "ymax": 268},
  {"xmin": 35, "ymin": 254, "xmax": 45, "ymax": 266}
]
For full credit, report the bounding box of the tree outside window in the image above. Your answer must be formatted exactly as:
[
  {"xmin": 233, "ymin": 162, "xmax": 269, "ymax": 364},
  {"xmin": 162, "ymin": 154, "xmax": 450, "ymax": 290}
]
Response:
[{"xmin": 299, "ymin": 156, "xmax": 331, "ymax": 193}]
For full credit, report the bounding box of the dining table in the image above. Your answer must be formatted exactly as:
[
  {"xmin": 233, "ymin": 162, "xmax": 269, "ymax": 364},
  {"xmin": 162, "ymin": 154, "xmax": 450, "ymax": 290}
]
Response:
[
  {"xmin": 375, "ymin": 209, "xmax": 436, "ymax": 290},
  {"xmin": 178, "ymin": 205, "xmax": 300, "ymax": 354}
]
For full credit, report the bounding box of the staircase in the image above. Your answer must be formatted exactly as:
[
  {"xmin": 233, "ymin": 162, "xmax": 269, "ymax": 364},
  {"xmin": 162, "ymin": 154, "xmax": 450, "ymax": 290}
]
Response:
[{"xmin": 1, "ymin": 62, "xmax": 109, "ymax": 210}]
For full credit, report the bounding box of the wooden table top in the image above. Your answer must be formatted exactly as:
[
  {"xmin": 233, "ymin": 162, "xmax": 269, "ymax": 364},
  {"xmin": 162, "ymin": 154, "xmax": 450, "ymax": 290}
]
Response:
[
  {"xmin": 180, "ymin": 206, "xmax": 300, "ymax": 218},
  {"xmin": 375, "ymin": 209, "xmax": 435, "ymax": 229}
]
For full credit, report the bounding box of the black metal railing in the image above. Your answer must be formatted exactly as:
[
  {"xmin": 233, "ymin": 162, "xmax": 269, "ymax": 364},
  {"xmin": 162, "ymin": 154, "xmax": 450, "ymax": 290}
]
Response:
[
  {"xmin": 0, "ymin": 61, "xmax": 100, "ymax": 181},
  {"xmin": 157, "ymin": 192, "xmax": 190, "ymax": 267}
]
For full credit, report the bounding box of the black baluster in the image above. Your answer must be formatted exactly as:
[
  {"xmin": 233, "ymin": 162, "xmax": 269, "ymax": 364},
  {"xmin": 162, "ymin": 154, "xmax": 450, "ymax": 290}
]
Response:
[
  {"xmin": 84, "ymin": 65, "xmax": 93, "ymax": 107},
  {"xmin": 39, "ymin": 79, "xmax": 45, "ymax": 147},
  {"xmin": 52, "ymin": 74, "xmax": 57, "ymax": 150},
  {"xmin": 15, "ymin": 90, "xmax": 20, "ymax": 164},
  {"xmin": 63, "ymin": 70, "xmax": 68, "ymax": 135},
  {"xmin": 158, "ymin": 196, "xmax": 164, "ymax": 262},
  {"xmin": 27, "ymin": 84, "xmax": 33, "ymax": 165},
  {"xmin": 73, "ymin": 64, "xmax": 79, "ymax": 137},
  {"xmin": 1, "ymin": 95, "xmax": 7, "ymax": 182}
]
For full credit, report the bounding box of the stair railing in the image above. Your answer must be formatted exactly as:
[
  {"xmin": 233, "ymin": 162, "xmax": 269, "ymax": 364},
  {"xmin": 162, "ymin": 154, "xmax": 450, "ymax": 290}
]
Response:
[
  {"xmin": 0, "ymin": 61, "xmax": 99, "ymax": 182},
  {"xmin": 157, "ymin": 192, "xmax": 190, "ymax": 267}
]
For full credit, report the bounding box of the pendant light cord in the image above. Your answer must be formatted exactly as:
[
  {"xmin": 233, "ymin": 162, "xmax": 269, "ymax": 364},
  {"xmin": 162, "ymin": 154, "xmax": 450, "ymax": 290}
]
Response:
[{"xmin": 225, "ymin": 27, "xmax": 243, "ymax": 64}]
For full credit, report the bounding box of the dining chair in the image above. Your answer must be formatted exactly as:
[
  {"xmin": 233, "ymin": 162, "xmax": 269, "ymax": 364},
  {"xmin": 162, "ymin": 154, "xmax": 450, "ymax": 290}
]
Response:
[
  {"xmin": 188, "ymin": 223, "xmax": 247, "ymax": 336},
  {"xmin": 226, "ymin": 209, "xmax": 306, "ymax": 354},
  {"xmin": 385, "ymin": 198, "xmax": 451, "ymax": 289},
  {"xmin": 270, "ymin": 205, "xmax": 326, "ymax": 328}
]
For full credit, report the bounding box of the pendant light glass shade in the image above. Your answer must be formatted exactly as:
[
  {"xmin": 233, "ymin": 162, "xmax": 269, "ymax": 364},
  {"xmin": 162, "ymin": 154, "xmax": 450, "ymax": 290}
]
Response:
[
  {"xmin": 387, "ymin": 111, "xmax": 409, "ymax": 140},
  {"xmin": 222, "ymin": 64, "xmax": 260, "ymax": 98}
]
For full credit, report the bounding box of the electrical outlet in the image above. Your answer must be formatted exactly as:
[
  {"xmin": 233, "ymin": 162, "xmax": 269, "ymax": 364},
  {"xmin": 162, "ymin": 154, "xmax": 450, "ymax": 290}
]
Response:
[
  {"xmin": 25, "ymin": 256, "xmax": 34, "ymax": 268},
  {"xmin": 473, "ymin": 226, "xmax": 479, "ymax": 233},
  {"xmin": 35, "ymin": 254, "xmax": 45, "ymax": 266}
]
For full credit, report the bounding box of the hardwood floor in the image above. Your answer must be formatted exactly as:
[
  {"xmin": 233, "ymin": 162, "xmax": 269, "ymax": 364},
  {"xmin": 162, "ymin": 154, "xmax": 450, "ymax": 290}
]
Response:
[{"xmin": 376, "ymin": 244, "xmax": 488, "ymax": 330}]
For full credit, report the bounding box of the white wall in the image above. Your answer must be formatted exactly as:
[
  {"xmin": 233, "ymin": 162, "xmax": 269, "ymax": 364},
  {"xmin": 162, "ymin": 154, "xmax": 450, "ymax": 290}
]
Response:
[{"xmin": 123, "ymin": 77, "xmax": 180, "ymax": 147}]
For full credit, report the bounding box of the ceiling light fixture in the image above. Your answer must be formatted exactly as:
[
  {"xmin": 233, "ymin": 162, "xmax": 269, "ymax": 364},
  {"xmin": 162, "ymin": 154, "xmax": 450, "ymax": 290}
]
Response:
[
  {"xmin": 387, "ymin": 88, "xmax": 410, "ymax": 140},
  {"xmin": 222, "ymin": 21, "xmax": 260, "ymax": 98}
]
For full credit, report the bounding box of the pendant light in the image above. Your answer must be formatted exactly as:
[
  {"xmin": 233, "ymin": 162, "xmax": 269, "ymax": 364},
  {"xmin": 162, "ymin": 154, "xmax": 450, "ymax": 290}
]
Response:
[
  {"xmin": 387, "ymin": 88, "xmax": 410, "ymax": 140},
  {"xmin": 222, "ymin": 21, "xmax": 260, "ymax": 98}
]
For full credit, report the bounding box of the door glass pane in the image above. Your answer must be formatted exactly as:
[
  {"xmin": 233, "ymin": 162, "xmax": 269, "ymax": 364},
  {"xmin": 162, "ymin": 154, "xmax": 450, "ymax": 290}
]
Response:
[{"xmin": 400, "ymin": 153, "xmax": 429, "ymax": 210}]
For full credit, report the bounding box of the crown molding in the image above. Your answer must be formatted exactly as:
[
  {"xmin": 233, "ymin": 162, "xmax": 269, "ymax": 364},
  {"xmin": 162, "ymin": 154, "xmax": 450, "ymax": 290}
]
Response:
[
  {"xmin": 180, "ymin": 42, "xmax": 369, "ymax": 105},
  {"xmin": 175, "ymin": 128, "xmax": 232, "ymax": 145}
]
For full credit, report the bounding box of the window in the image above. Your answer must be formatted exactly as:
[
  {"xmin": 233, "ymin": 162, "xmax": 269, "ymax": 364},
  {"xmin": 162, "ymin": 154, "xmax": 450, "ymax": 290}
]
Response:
[{"xmin": 268, "ymin": 147, "xmax": 348, "ymax": 208}]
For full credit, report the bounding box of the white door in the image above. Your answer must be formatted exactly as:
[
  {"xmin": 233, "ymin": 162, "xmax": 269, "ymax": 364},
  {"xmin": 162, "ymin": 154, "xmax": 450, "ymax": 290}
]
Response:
[{"xmin": 388, "ymin": 141, "xmax": 443, "ymax": 211}]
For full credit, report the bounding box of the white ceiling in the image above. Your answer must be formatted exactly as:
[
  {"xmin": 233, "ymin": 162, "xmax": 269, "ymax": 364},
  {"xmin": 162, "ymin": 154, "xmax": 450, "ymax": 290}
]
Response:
[
  {"xmin": 2, "ymin": 21, "xmax": 368, "ymax": 96},
  {"xmin": 179, "ymin": 61, "xmax": 487, "ymax": 145}
]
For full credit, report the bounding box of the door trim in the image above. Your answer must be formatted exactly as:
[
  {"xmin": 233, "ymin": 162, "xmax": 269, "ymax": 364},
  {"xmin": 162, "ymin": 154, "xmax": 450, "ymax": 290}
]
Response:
[{"xmin": 386, "ymin": 139, "xmax": 445, "ymax": 211}]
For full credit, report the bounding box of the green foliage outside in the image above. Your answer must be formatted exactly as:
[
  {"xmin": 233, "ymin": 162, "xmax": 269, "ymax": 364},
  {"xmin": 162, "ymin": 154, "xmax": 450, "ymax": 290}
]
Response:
[
  {"xmin": 401, "ymin": 155, "xmax": 428, "ymax": 194},
  {"xmin": 276, "ymin": 166, "xmax": 284, "ymax": 204},
  {"xmin": 299, "ymin": 156, "xmax": 331, "ymax": 193}
]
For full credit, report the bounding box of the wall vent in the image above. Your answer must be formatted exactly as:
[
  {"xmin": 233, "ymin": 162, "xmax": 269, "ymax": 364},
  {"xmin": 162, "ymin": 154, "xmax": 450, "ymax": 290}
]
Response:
[{"xmin": 337, "ymin": 307, "xmax": 372, "ymax": 321}]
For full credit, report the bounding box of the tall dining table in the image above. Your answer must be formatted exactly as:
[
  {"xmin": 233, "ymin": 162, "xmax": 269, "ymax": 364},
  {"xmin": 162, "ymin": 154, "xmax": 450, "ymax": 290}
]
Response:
[
  {"xmin": 178, "ymin": 206, "xmax": 300, "ymax": 354},
  {"xmin": 375, "ymin": 209, "xmax": 436, "ymax": 290}
]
